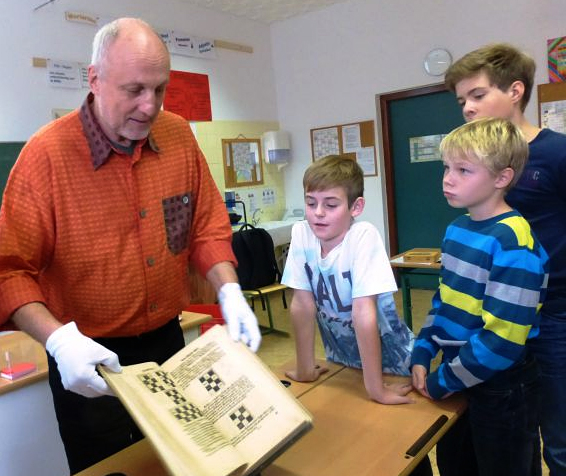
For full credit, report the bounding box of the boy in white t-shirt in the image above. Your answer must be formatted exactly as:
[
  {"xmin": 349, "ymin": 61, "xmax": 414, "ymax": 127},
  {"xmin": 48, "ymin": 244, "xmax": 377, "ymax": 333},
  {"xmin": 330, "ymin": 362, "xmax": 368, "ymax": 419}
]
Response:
[{"xmin": 282, "ymin": 154, "xmax": 415, "ymax": 405}]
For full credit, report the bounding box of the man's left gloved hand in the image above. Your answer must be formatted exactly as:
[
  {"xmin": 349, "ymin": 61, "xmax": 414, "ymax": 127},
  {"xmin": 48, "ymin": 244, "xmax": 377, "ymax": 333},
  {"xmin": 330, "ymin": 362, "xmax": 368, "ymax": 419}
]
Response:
[{"xmin": 218, "ymin": 282, "xmax": 262, "ymax": 352}]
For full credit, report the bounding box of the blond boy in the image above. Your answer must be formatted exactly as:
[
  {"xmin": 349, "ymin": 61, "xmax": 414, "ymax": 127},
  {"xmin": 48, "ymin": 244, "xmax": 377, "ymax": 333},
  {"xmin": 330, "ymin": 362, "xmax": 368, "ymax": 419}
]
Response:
[
  {"xmin": 411, "ymin": 118, "xmax": 548, "ymax": 475},
  {"xmin": 446, "ymin": 43, "xmax": 566, "ymax": 475}
]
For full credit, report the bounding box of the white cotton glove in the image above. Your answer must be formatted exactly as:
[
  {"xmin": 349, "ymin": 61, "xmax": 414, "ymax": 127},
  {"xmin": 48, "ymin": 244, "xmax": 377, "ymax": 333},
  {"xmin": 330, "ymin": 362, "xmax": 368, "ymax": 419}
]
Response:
[
  {"xmin": 218, "ymin": 282, "xmax": 262, "ymax": 352},
  {"xmin": 45, "ymin": 322, "xmax": 122, "ymax": 398}
]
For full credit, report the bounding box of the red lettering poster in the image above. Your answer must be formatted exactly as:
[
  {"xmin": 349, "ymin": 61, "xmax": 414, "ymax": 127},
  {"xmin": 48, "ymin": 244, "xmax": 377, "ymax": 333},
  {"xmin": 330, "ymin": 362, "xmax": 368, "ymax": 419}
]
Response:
[{"xmin": 164, "ymin": 70, "xmax": 212, "ymax": 121}]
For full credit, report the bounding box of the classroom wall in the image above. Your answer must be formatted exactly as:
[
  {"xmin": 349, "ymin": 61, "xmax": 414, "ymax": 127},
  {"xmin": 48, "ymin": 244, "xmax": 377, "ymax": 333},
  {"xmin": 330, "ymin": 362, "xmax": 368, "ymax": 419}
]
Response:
[
  {"xmin": 270, "ymin": 0, "xmax": 566, "ymax": 242},
  {"xmin": 0, "ymin": 0, "xmax": 278, "ymax": 141},
  {"xmin": 196, "ymin": 120, "xmax": 288, "ymax": 221},
  {"xmin": 0, "ymin": 0, "xmax": 288, "ymax": 221},
  {"xmin": 5, "ymin": 0, "xmax": 565, "ymax": 242}
]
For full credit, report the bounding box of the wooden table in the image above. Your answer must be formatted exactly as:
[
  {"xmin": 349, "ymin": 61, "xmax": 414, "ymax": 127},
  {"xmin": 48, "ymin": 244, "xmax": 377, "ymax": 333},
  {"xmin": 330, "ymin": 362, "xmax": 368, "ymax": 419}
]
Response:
[
  {"xmin": 390, "ymin": 248, "xmax": 441, "ymax": 330},
  {"xmin": 1, "ymin": 312, "xmax": 212, "ymax": 396},
  {"xmin": 275, "ymin": 359, "xmax": 345, "ymax": 398},
  {"xmin": 263, "ymin": 369, "xmax": 465, "ymax": 476},
  {"xmin": 74, "ymin": 363, "xmax": 466, "ymax": 476},
  {"xmin": 0, "ymin": 313, "xmax": 211, "ymax": 476}
]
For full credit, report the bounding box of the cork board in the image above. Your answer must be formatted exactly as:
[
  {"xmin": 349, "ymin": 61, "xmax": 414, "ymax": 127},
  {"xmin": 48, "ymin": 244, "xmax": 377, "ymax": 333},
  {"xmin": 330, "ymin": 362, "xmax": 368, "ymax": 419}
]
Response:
[
  {"xmin": 538, "ymin": 82, "xmax": 566, "ymax": 130},
  {"xmin": 310, "ymin": 120, "xmax": 377, "ymax": 176}
]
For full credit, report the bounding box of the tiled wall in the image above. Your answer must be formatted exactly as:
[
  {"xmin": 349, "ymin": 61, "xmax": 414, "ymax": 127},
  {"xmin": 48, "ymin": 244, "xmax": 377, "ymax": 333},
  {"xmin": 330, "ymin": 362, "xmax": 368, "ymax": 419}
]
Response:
[{"xmin": 195, "ymin": 120, "xmax": 288, "ymax": 223}]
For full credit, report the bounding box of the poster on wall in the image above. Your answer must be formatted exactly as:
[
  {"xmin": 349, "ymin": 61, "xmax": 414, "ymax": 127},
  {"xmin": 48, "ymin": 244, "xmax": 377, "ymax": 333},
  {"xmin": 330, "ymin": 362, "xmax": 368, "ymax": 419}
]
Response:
[
  {"xmin": 163, "ymin": 70, "xmax": 212, "ymax": 121},
  {"xmin": 312, "ymin": 127, "xmax": 340, "ymax": 160},
  {"xmin": 541, "ymin": 100, "xmax": 566, "ymax": 134},
  {"xmin": 409, "ymin": 134, "xmax": 446, "ymax": 163},
  {"xmin": 547, "ymin": 37, "xmax": 566, "ymax": 83}
]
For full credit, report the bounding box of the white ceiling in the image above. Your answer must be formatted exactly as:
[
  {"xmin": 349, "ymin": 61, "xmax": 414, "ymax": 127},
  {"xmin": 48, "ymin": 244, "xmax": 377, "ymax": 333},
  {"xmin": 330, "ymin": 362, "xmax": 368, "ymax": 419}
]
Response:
[{"xmin": 179, "ymin": 0, "xmax": 351, "ymax": 24}]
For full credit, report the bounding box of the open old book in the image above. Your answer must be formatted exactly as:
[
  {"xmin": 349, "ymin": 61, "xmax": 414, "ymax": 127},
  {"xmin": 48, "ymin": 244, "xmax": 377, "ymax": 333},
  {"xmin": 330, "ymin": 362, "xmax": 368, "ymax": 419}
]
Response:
[{"xmin": 99, "ymin": 325, "xmax": 312, "ymax": 476}]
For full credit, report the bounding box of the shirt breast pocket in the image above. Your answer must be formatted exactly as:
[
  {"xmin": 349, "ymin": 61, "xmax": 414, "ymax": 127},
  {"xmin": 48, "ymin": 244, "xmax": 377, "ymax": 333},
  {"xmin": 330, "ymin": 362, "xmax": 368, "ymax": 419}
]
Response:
[{"xmin": 162, "ymin": 193, "xmax": 192, "ymax": 255}]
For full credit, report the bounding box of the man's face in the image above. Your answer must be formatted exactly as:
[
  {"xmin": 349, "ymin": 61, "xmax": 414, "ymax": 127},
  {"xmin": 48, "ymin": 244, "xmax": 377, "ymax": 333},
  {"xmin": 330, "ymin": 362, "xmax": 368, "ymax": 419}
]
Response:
[
  {"xmin": 454, "ymin": 72, "xmax": 516, "ymax": 123},
  {"xmin": 89, "ymin": 33, "xmax": 170, "ymax": 145}
]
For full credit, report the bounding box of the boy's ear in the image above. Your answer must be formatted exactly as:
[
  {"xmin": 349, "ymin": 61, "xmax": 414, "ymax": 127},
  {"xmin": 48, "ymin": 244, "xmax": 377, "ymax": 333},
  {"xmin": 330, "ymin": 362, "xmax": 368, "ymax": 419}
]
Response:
[
  {"xmin": 508, "ymin": 80, "xmax": 525, "ymax": 106},
  {"xmin": 495, "ymin": 167, "xmax": 515, "ymax": 189},
  {"xmin": 350, "ymin": 197, "xmax": 365, "ymax": 217}
]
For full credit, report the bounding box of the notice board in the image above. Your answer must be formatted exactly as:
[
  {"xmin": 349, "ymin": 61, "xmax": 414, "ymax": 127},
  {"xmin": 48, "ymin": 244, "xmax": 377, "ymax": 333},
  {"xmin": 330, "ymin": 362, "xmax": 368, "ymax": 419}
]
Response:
[
  {"xmin": 538, "ymin": 81, "xmax": 566, "ymax": 133},
  {"xmin": 310, "ymin": 120, "xmax": 377, "ymax": 176}
]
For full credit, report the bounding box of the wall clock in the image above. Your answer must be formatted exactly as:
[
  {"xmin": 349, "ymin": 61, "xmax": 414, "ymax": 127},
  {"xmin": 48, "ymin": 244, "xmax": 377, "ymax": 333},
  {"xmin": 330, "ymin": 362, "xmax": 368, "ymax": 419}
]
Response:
[{"xmin": 424, "ymin": 48, "xmax": 452, "ymax": 76}]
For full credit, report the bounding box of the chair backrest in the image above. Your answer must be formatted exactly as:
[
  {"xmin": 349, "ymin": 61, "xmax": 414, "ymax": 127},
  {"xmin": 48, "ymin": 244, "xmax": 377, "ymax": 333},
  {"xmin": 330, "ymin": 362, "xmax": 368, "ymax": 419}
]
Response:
[{"xmin": 232, "ymin": 224, "xmax": 281, "ymax": 289}]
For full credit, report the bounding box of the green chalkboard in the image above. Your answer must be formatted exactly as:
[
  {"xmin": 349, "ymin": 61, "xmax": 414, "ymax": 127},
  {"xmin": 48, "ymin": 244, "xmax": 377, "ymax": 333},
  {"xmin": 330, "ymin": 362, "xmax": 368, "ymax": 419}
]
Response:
[{"xmin": 0, "ymin": 142, "xmax": 25, "ymax": 203}]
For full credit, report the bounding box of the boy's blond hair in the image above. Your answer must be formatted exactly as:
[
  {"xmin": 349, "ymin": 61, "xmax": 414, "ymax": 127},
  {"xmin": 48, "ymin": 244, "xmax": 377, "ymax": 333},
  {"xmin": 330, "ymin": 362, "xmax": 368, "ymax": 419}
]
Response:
[
  {"xmin": 445, "ymin": 43, "xmax": 535, "ymax": 112},
  {"xmin": 303, "ymin": 155, "xmax": 363, "ymax": 207},
  {"xmin": 440, "ymin": 117, "xmax": 528, "ymax": 191}
]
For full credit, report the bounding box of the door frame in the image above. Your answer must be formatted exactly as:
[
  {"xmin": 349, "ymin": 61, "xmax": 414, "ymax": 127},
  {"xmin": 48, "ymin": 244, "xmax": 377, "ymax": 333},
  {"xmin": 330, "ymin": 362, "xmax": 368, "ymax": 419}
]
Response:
[{"xmin": 376, "ymin": 83, "xmax": 447, "ymax": 257}]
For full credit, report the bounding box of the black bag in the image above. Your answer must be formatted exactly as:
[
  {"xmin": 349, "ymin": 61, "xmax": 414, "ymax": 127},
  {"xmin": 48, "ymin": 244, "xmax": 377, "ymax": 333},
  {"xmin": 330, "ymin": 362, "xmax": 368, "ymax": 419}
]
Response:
[{"xmin": 231, "ymin": 224, "xmax": 281, "ymax": 289}]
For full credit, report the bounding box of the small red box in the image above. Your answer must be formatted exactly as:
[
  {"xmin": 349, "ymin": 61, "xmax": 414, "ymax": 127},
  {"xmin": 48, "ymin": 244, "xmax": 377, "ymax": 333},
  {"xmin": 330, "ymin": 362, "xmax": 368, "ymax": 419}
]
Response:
[
  {"xmin": 185, "ymin": 304, "xmax": 224, "ymax": 334},
  {"xmin": 1, "ymin": 362, "xmax": 37, "ymax": 380}
]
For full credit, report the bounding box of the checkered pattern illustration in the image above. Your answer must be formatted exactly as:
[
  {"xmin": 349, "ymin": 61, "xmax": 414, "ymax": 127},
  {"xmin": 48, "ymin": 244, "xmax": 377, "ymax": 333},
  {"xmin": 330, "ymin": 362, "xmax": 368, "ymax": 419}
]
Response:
[
  {"xmin": 138, "ymin": 372, "xmax": 169, "ymax": 393},
  {"xmin": 165, "ymin": 388, "xmax": 186, "ymax": 405},
  {"xmin": 171, "ymin": 403, "xmax": 202, "ymax": 423},
  {"xmin": 199, "ymin": 369, "xmax": 224, "ymax": 394},
  {"xmin": 155, "ymin": 370, "xmax": 176, "ymax": 387},
  {"xmin": 229, "ymin": 405, "xmax": 254, "ymax": 430}
]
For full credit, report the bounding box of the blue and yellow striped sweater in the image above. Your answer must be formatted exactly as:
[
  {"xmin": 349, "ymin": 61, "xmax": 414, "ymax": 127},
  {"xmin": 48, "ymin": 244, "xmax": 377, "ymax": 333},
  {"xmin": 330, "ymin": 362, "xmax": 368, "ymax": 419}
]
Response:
[{"xmin": 411, "ymin": 210, "xmax": 549, "ymax": 399}]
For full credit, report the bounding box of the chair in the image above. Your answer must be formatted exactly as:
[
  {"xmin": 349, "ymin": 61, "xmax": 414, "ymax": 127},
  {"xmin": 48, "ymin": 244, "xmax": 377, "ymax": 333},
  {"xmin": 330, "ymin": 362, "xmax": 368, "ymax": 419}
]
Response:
[
  {"xmin": 232, "ymin": 222, "xmax": 289, "ymax": 336},
  {"xmin": 243, "ymin": 283, "xmax": 288, "ymax": 336}
]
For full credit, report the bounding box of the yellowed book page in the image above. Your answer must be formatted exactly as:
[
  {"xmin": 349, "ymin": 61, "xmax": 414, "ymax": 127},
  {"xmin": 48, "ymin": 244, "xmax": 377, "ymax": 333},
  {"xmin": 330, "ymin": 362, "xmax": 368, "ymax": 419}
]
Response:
[
  {"xmin": 100, "ymin": 361, "xmax": 246, "ymax": 476},
  {"xmin": 160, "ymin": 325, "xmax": 312, "ymax": 474}
]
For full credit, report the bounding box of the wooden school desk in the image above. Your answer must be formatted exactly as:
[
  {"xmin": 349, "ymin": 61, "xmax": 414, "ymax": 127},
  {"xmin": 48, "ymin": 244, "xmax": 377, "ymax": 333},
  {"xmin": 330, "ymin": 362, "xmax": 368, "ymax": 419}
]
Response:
[
  {"xmin": 0, "ymin": 312, "xmax": 212, "ymax": 476},
  {"xmin": 74, "ymin": 363, "xmax": 466, "ymax": 476},
  {"xmin": 262, "ymin": 368, "xmax": 465, "ymax": 476},
  {"xmin": 389, "ymin": 248, "xmax": 441, "ymax": 330}
]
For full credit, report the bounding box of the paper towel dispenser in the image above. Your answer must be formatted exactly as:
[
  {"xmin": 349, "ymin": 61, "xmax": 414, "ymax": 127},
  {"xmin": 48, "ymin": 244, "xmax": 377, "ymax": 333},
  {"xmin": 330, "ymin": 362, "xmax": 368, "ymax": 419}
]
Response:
[{"xmin": 262, "ymin": 130, "xmax": 291, "ymax": 166}]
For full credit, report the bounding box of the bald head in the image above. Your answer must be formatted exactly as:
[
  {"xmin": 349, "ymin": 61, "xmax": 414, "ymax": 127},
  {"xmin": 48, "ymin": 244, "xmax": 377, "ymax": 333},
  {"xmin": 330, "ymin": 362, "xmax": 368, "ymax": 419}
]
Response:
[
  {"xmin": 87, "ymin": 17, "xmax": 171, "ymax": 145},
  {"xmin": 91, "ymin": 18, "xmax": 169, "ymax": 77}
]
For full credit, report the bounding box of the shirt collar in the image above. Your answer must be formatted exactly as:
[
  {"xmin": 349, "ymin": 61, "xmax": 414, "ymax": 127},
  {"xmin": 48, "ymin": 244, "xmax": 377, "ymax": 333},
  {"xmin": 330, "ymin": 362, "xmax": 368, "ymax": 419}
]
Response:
[{"xmin": 79, "ymin": 93, "xmax": 160, "ymax": 170}]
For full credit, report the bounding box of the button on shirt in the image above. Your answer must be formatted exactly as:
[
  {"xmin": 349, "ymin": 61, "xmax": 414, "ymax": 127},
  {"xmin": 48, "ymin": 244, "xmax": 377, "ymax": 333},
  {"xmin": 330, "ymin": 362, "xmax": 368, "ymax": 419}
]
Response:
[{"xmin": 0, "ymin": 94, "xmax": 235, "ymax": 337}]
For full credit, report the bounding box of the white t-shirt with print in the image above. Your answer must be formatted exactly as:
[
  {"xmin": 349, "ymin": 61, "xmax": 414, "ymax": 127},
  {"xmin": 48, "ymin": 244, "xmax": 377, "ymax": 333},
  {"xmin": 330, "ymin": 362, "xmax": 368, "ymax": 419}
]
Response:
[{"xmin": 282, "ymin": 220, "xmax": 413, "ymax": 375}]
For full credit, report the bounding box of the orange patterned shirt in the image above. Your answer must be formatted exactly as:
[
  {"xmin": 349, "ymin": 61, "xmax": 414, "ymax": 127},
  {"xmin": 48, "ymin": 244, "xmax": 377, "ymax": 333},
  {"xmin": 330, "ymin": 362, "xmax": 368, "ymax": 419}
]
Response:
[{"xmin": 0, "ymin": 95, "xmax": 235, "ymax": 337}]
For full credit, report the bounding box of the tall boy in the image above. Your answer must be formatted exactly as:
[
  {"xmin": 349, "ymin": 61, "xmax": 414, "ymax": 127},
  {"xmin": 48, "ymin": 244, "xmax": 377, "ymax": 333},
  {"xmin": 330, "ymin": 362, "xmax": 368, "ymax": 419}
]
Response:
[
  {"xmin": 282, "ymin": 154, "xmax": 414, "ymax": 404},
  {"xmin": 411, "ymin": 118, "xmax": 549, "ymax": 475},
  {"xmin": 445, "ymin": 43, "xmax": 566, "ymax": 475}
]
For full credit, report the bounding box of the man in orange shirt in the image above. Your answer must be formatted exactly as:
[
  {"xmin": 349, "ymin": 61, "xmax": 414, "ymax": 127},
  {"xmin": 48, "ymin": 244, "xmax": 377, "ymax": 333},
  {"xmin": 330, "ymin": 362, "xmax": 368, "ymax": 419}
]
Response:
[{"xmin": 0, "ymin": 17, "xmax": 260, "ymax": 473}]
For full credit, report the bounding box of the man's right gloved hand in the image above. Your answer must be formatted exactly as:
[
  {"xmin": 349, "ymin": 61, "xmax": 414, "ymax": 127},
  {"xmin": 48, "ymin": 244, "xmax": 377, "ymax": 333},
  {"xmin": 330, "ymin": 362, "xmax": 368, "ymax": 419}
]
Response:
[{"xmin": 45, "ymin": 321, "xmax": 121, "ymax": 398}]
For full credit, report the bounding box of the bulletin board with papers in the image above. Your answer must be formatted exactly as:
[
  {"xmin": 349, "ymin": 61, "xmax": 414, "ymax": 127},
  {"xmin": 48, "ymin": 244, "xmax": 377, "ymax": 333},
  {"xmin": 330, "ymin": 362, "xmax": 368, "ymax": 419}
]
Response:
[
  {"xmin": 310, "ymin": 120, "xmax": 377, "ymax": 176},
  {"xmin": 538, "ymin": 81, "xmax": 566, "ymax": 134}
]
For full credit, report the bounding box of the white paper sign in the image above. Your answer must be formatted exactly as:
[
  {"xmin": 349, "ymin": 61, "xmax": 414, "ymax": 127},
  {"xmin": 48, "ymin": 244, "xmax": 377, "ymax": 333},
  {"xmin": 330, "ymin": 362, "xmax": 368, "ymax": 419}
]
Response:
[
  {"xmin": 47, "ymin": 59, "xmax": 81, "ymax": 89},
  {"xmin": 541, "ymin": 100, "xmax": 566, "ymax": 134},
  {"xmin": 409, "ymin": 134, "xmax": 446, "ymax": 163},
  {"xmin": 158, "ymin": 29, "xmax": 172, "ymax": 46},
  {"xmin": 356, "ymin": 147, "xmax": 376, "ymax": 175},
  {"xmin": 79, "ymin": 63, "xmax": 90, "ymax": 89},
  {"xmin": 342, "ymin": 124, "xmax": 361, "ymax": 153},
  {"xmin": 170, "ymin": 31, "xmax": 217, "ymax": 59}
]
